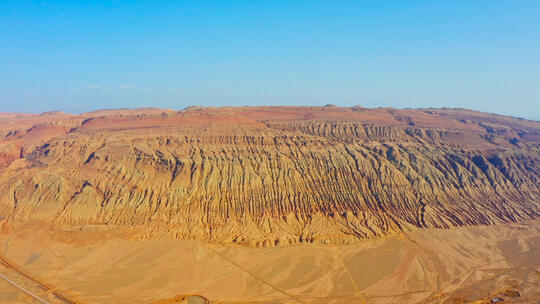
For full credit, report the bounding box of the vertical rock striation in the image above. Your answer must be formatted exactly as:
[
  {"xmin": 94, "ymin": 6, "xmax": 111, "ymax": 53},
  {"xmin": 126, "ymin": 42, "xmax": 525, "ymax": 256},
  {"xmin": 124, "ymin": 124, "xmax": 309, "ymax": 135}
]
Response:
[{"xmin": 0, "ymin": 106, "xmax": 538, "ymax": 245}]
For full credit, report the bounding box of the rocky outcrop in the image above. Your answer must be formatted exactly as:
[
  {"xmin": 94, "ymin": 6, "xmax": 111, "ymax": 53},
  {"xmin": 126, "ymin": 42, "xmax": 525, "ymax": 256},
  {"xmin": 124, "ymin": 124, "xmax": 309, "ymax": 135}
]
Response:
[{"xmin": 0, "ymin": 106, "xmax": 538, "ymax": 245}]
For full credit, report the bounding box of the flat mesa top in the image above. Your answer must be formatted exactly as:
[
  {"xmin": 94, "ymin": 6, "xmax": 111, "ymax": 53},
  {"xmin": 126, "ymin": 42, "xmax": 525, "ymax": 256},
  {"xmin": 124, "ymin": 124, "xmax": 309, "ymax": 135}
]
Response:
[{"xmin": 1, "ymin": 105, "xmax": 539, "ymax": 135}]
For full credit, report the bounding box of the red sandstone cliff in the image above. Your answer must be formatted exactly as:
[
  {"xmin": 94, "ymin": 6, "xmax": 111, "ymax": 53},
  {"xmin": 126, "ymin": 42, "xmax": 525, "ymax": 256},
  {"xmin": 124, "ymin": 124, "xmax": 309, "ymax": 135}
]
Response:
[{"xmin": 0, "ymin": 106, "xmax": 538, "ymax": 245}]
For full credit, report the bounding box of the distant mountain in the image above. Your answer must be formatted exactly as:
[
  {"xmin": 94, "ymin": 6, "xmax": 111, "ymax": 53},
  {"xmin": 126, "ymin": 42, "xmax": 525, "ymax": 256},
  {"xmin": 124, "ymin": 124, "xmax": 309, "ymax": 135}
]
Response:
[{"xmin": 0, "ymin": 106, "xmax": 538, "ymax": 246}]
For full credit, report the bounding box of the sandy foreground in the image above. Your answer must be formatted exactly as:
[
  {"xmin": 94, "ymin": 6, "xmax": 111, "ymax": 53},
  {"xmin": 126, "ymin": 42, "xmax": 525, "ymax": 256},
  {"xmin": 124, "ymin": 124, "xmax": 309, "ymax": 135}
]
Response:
[{"xmin": 0, "ymin": 221, "xmax": 538, "ymax": 304}]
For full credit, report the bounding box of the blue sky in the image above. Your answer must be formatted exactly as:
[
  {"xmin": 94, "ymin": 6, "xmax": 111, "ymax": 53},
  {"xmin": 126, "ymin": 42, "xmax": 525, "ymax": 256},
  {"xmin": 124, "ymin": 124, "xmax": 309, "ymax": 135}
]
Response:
[{"xmin": 1, "ymin": 1, "xmax": 539, "ymax": 120}]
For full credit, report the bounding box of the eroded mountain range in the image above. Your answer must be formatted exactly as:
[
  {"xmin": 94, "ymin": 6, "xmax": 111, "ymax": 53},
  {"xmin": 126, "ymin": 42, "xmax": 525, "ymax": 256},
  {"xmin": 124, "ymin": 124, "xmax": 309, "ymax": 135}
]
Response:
[{"xmin": 0, "ymin": 106, "xmax": 538, "ymax": 246}]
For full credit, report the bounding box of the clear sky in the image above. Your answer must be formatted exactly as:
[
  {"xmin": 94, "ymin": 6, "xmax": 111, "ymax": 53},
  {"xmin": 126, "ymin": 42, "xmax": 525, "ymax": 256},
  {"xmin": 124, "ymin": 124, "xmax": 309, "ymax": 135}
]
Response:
[{"xmin": 1, "ymin": 1, "xmax": 539, "ymax": 120}]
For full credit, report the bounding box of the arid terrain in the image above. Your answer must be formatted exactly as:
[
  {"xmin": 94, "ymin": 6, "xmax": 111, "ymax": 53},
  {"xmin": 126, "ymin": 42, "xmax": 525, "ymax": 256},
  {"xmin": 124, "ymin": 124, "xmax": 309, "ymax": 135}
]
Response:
[{"xmin": 0, "ymin": 106, "xmax": 539, "ymax": 303}]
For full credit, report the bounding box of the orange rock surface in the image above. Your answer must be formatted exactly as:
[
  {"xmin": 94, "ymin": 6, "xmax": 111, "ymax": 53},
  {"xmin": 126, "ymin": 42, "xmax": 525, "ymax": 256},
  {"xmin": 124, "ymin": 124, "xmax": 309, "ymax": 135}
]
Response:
[{"xmin": 0, "ymin": 106, "xmax": 538, "ymax": 246}]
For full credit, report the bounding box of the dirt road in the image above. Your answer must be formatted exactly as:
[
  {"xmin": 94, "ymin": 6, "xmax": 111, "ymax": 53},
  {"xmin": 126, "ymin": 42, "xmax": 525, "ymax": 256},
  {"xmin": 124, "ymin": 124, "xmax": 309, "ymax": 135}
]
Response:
[
  {"xmin": 0, "ymin": 254, "xmax": 76, "ymax": 304},
  {"xmin": 0, "ymin": 272, "xmax": 51, "ymax": 304}
]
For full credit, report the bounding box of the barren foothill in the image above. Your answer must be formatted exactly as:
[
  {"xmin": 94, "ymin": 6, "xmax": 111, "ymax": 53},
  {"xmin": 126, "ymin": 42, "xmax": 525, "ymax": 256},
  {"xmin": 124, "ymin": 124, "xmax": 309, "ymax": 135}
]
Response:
[{"xmin": 0, "ymin": 106, "xmax": 539, "ymax": 303}]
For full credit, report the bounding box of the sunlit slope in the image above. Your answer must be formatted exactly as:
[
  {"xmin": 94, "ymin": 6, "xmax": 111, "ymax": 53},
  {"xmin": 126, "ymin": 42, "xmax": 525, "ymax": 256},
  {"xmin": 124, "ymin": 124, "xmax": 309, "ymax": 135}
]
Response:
[{"xmin": 0, "ymin": 106, "xmax": 539, "ymax": 245}]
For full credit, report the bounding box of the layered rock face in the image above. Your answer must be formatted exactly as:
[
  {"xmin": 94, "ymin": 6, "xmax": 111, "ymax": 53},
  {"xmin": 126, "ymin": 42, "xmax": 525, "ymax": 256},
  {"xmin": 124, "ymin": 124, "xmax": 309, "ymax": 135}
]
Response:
[{"xmin": 0, "ymin": 106, "xmax": 539, "ymax": 245}]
